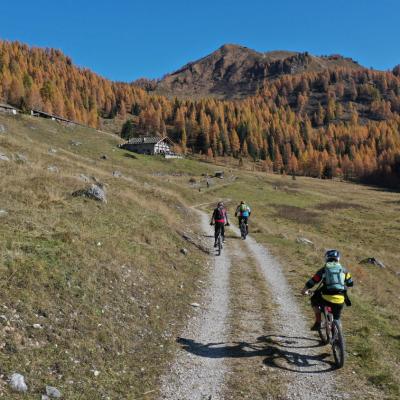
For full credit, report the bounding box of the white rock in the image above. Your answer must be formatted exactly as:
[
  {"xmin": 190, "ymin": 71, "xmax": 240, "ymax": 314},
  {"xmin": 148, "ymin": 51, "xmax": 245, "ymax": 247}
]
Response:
[
  {"xmin": 190, "ymin": 303, "xmax": 200, "ymax": 308},
  {"xmin": 0, "ymin": 153, "xmax": 10, "ymax": 162},
  {"xmin": 296, "ymin": 237, "xmax": 314, "ymax": 246},
  {"xmin": 0, "ymin": 209, "xmax": 8, "ymax": 217},
  {"xmin": 47, "ymin": 165, "xmax": 59, "ymax": 173},
  {"xmin": 46, "ymin": 385, "xmax": 62, "ymax": 398},
  {"xmin": 33, "ymin": 323, "xmax": 42, "ymax": 329},
  {"xmin": 93, "ymin": 370, "xmax": 100, "ymax": 377},
  {"xmin": 9, "ymin": 373, "xmax": 28, "ymax": 392}
]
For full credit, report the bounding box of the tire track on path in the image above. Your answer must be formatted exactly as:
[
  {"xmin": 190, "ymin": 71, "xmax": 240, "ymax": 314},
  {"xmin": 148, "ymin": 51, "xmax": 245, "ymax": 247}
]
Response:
[
  {"xmin": 159, "ymin": 211, "xmax": 231, "ymax": 400},
  {"xmin": 236, "ymin": 226, "xmax": 349, "ymax": 400}
]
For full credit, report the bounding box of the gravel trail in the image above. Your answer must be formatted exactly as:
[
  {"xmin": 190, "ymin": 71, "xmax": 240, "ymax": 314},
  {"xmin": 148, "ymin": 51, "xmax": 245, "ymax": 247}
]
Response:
[
  {"xmin": 236, "ymin": 226, "xmax": 348, "ymax": 400},
  {"xmin": 159, "ymin": 211, "xmax": 231, "ymax": 400}
]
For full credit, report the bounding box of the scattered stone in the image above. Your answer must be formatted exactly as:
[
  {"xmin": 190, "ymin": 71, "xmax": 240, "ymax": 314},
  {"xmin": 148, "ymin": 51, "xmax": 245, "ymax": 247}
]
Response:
[
  {"xmin": 359, "ymin": 257, "xmax": 385, "ymax": 268},
  {"xmin": 93, "ymin": 370, "xmax": 100, "ymax": 377},
  {"xmin": 0, "ymin": 153, "xmax": 10, "ymax": 162},
  {"xmin": 100, "ymin": 154, "xmax": 108, "ymax": 160},
  {"xmin": 9, "ymin": 373, "xmax": 28, "ymax": 393},
  {"xmin": 69, "ymin": 140, "xmax": 81, "ymax": 146},
  {"xmin": 78, "ymin": 174, "xmax": 91, "ymax": 182},
  {"xmin": 15, "ymin": 153, "xmax": 28, "ymax": 163},
  {"xmin": 0, "ymin": 209, "xmax": 8, "ymax": 217},
  {"xmin": 112, "ymin": 170, "xmax": 122, "ymax": 177},
  {"xmin": 180, "ymin": 248, "xmax": 188, "ymax": 255},
  {"xmin": 47, "ymin": 165, "xmax": 59, "ymax": 173},
  {"xmin": 48, "ymin": 148, "xmax": 58, "ymax": 154},
  {"xmin": 296, "ymin": 237, "xmax": 314, "ymax": 246},
  {"xmin": 0, "ymin": 124, "xmax": 6, "ymax": 133},
  {"xmin": 45, "ymin": 385, "xmax": 62, "ymax": 398},
  {"xmin": 72, "ymin": 184, "xmax": 107, "ymax": 203},
  {"xmin": 190, "ymin": 303, "xmax": 200, "ymax": 308},
  {"xmin": 33, "ymin": 323, "xmax": 42, "ymax": 329}
]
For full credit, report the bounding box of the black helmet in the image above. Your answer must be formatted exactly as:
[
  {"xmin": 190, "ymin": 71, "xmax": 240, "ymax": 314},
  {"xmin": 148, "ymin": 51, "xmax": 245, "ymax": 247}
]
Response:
[
  {"xmin": 217, "ymin": 201, "xmax": 224, "ymax": 207},
  {"xmin": 325, "ymin": 249, "xmax": 340, "ymax": 262}
]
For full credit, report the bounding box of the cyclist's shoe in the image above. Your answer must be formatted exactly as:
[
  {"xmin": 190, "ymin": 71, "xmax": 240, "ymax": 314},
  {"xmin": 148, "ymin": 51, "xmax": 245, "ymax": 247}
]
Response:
[
  {"xmin": 214, "ymin": 242, "xmax": 217, "ymax": 248},
  {"xmin": 222, "ymin": 239, "xmax": 226, "ymax": 243},
  {"xmin": 310, "ymin": 321, "xmax": 321, "ymax": 331}
]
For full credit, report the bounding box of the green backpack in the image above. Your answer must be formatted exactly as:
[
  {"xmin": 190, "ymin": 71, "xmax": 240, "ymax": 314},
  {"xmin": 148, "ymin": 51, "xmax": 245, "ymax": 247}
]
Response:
[{"xmin": 324, "ymin": 262, "xmax": 345, "ymax": 291}]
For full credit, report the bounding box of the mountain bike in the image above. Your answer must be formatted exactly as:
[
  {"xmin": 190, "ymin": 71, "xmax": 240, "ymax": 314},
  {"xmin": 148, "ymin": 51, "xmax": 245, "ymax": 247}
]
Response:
[
  {"xmin": 216, "ymin": 229, "xmax": 223, "ymax": 256},
  {"xmin": 239, "ymin": 219, "xmax": 248, "ymax": 240},
  {"xmin": 305, "ymin": 290, "xmax": 346, "ymax": 368}
]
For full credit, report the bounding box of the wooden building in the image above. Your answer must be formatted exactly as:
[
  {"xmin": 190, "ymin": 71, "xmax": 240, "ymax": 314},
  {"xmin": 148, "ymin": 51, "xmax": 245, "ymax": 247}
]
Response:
[
  {"xmin": 0, "ymin": 103, "xmax": 18, "ymax": 115},
  {"xmin": 120, "ymin": 136, "xmax": 175, "ymax": 155}
]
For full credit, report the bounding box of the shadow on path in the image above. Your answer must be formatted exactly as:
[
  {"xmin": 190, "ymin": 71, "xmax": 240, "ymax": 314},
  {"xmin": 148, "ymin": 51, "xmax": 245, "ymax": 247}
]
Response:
[{"xmin": 177, "ymin": 334, "xmax": 336, "ymax": 373}]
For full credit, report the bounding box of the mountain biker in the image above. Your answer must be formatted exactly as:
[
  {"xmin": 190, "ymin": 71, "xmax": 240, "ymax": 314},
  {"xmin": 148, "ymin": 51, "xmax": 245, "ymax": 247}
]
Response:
[
  {"xmin": 301, "ymin": 249, "xmax": 353, "ymax": 331},
  {"xmin": 210, "ymin": 201, "xmax": 230, "ymax": 247},
  {"xmin": 234, "ymin": 201, "xmax": 251, "ymax": 234}
]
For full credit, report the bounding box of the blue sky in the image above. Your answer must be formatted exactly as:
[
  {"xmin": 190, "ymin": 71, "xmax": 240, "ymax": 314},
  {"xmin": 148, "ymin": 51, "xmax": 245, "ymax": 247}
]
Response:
[{"xmin": 2, "ymin": 0, "xmax": 399, "ymax": 82}]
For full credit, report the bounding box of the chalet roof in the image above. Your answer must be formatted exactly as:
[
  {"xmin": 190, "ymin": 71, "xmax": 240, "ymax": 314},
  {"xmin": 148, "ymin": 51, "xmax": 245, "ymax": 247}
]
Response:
[
  {"xmin": 126, "ymin": 136, "xmax": 173, "ymax": 145},
  {"xmin": 0, "ymin": 103, "xmax": 18, "ymax": 110}
]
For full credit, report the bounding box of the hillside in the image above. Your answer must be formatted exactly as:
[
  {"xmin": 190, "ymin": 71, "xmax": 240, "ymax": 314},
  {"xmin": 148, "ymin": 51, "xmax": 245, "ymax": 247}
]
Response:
[
  {"xmin": 1, "ymin": 112, "xmax": 399, "ymax": 398},
  {"xmin": 151, "ymin": 44, "xmax": 363, "ymax": 99},
  {"xmin": 1, "ymin": 40, "xmax": 400, "ymax": 188}
]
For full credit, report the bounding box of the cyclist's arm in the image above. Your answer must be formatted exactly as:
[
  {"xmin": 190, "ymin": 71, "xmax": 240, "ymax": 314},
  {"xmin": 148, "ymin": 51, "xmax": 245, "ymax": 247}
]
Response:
[
  {"xmin": 344, "ymin": 270, "xmax": 354, "ymax": 287},
  {"xmin": 224, "ymin": 209, "xmax": 230, "ymax": 225},
  {"xmin": 210, "ymin": 209, "xmax": 216, "ymax": 224},
  {"xmin": 305, "ymin": 268, "xmax": 324, "ymax": 289}
]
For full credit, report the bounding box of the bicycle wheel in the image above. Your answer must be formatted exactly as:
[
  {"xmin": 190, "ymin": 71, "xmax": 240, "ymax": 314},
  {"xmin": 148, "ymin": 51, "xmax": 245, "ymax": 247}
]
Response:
[
  {"xmin": 240, "ymin": 222, "xmax": 247, "ymax": 239},
  {"xmin": 332, "ymin": 320, "xmax": 345, "ymax": 368},
  {"xmin": 318, "ymin": 312, "xmax": 329, "ymax": 345},
  {"xmin": 217, "ymin": 234, "xmax": 222, "ymax": 256}
]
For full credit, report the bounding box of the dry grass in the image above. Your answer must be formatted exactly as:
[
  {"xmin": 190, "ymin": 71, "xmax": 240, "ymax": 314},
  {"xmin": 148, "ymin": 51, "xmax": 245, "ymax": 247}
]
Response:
[
  {"xmin": 273, "ymin": 204, "xmax": 320, "ymax": 225},
  {"xmin": 0, "ymin": 114, "xmax": 210, "ymax": 399}
]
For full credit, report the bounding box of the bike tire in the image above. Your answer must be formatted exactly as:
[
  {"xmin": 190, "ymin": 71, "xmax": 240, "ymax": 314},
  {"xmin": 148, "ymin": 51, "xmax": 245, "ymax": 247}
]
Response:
[
  {"xmin": 217, "ymin": 234, "xmax": 222, "ymax": 256},
  {"xmin": 332, "ymin": 320, "xmax": 345, "ymax": 368},
  {"xmin": 240, "ymin": 222, "xmax": 247, "ymax": 239},
  {"xmin": 318, "ymin": 312, "xmax": 329, "ymax": 345}
]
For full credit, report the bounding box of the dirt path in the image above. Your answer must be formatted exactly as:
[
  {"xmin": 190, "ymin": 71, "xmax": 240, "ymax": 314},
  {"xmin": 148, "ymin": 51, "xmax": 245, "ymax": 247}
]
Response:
[
  {"xmin": 231, "ymin": 225, "xmax": 348, "ymax": 400},
  {"xmin": 158, "ymin": 211, "xmax": 231, "ymax": 400},
  {"xmin": 159, "ymin": 212, "xmax": 347, "ymax": 399}
]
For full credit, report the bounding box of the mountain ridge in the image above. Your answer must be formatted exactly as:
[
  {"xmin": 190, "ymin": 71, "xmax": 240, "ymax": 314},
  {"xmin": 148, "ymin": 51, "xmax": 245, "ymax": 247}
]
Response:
[{"xmin": 146, "ymin": 43, "xmax": 363, "ymax": 99}]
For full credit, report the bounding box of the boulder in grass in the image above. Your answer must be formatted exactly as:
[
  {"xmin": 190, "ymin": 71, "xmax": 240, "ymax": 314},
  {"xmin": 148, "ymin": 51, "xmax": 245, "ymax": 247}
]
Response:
[
  {"xmin": 9, "ymin": 373, "xmax": 28, "ymax": 393},
  {"xmin": 359, "ymin": 257, "xmax": 385, "ymax": 269},
  {"xmin": 0, "ymin": 153, "xmax": 10, "ymax": 162},
  {"xmin": 112, "ymin": 170, "xmax": 122, "ymax": 178},
  {"xmin": 296, "ymin": 237, "xmax": 314, "ymax": 246},
  {"xmin": 0, "ymin": 124, "xmax": 6, "ymax": 133},
  {"xmin": 47, "ymin": 165, "xmax": 59, "ymax": 173},
  {"xmin": 15, "ymin": 153, "xmax": 28, "ymax": 163},
  {"xmin": 72, "ymin": 184, "xmax": 107, "ymax": 203},
  {"xmin": 45, "ymin": 385, "xmax": 62, "ymax": 398},
  {"xmin": 0, "ymin": 209, "xmax": 8, "ymax": 217}
]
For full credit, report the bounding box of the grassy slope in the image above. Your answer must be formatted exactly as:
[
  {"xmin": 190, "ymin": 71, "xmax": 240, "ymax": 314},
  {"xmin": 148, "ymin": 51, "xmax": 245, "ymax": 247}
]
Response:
[
  {"xmin": 1, "ymin": 113, "xmax": 399, "ymax": 398},
  {"xmin": 0, "ymin": 114, "xmax": 221, "ymax": 398}
]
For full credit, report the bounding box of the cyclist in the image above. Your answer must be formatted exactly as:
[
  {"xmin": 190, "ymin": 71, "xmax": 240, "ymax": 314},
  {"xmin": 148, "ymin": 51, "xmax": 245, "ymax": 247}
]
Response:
[
  {"xmin": 301, "ymin": 250, "xmax": 353, "ymax": 331},
  {"xmin": 234, "ymin": 201, "xmax": 251, "ymax": 235},
  {"xmin": 210, "ymin": 201, "xmax": 230, "ymax": 247}
]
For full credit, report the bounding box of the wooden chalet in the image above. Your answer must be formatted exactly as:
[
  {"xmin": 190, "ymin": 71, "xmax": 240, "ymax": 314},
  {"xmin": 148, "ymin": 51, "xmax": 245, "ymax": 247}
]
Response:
[
  {"xmin": 120, "ymin": 136, "xmax": 176, "ymax": 155},
  {"xmin": 0, "ymin": 103, "xmax": 18, "ymax": 115}
]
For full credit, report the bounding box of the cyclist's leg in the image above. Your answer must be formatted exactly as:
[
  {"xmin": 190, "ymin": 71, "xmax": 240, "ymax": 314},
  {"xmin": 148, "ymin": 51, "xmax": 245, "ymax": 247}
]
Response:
[
  {"xmin": 310, "ymin": 289, "xmax": 323, "ymax": 329},
  {"xmin": 244, "ymin": 216, "xmax": 249, "ymax": 233},
  {"xmin": 331, "ymin": 303, "xmax": 344, "ymax": 321},
  {"xmin": 221, "ymin": 223, "xmax": 225, "ymax": 242},
  {"xmin": 214, "ymin": 223, "xmax": 220, "ymax": 246}
]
